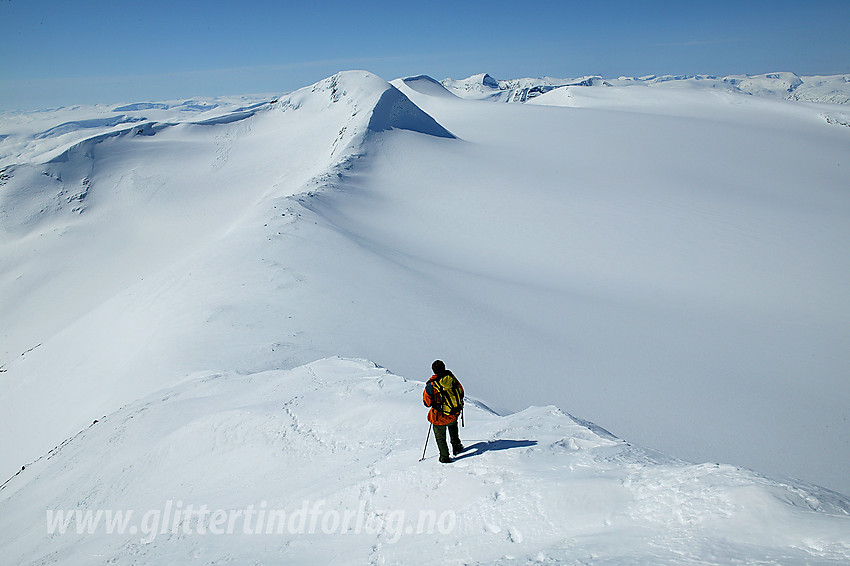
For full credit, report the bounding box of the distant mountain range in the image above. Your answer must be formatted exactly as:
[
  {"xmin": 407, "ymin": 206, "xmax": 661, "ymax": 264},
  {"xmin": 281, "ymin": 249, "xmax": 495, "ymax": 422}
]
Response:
[{"xmin": 441, "ymin": 71, "xmax": 850, "ymax": 104}]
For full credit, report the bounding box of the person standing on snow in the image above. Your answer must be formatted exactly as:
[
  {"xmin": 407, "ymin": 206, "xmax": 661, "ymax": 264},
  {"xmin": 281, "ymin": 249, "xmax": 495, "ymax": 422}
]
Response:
[{"xmin": 423, "ymin": 360, "xmax": 464, "ymax": 463}]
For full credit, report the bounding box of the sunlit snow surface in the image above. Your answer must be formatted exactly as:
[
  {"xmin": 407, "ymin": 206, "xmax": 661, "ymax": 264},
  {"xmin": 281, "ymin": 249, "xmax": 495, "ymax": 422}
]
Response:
[
  {"xmin": 1, "ymin": 71, "xmax": 849, "ymax": 563},
  {"xmin": 2, "ymin": 358, "xmax": 849, "ymax": 564}
]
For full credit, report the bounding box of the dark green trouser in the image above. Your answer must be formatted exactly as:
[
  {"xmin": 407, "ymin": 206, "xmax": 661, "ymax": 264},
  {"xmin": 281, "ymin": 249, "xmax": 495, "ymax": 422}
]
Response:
[{"xmin": 433, "ymin": 420, "xmax": 461, "ymax": 460}]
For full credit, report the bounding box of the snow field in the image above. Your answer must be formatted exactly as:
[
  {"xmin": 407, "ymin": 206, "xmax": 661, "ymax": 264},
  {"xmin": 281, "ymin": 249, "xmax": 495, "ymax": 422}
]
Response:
[{"xmin": 344, "ymin": 77, "xmax": 850, "ymax": 494}]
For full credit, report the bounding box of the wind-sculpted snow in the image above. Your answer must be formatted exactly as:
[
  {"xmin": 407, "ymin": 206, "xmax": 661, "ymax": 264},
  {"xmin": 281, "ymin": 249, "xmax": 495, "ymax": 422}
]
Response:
[
  {"xmin": 189, "ymin": 109, "xmax": 261, "ymax": 126},
  {"xmin": 393, "ymin": 75, "xmax": 459, "ymax": 99},
  {"xmin": 33, "ymin": 115, "xmax": 147, "ymax": 140},
  {"xmin": 1, "ymin": 358, "xmax": 847, "ymax": 565},
  {"xmin": 112, "ymin": 100, "xmax": 220, "ymax": 113}
]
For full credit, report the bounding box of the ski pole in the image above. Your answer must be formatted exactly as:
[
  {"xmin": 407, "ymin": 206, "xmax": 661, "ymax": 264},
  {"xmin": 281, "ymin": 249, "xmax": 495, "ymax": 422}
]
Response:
[{"xmin": 419, "ymin": 424, "xmax": 432, "ymax": 461}]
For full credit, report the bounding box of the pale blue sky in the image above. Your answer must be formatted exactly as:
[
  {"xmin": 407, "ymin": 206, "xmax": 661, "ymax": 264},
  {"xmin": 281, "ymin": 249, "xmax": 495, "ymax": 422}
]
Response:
[{"xmin": 1, "ymin": 0, "xmax": 848, "ymax": 110}]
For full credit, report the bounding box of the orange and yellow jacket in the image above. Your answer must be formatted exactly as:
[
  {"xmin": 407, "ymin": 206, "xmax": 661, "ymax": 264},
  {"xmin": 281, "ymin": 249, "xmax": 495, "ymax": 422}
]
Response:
[{"xmin": 423, "ymin": 372, "xmax": 464, "ymax": 425}]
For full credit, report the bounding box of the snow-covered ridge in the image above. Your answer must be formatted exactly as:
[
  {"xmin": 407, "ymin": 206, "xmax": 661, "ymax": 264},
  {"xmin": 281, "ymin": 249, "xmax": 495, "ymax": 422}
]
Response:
[
  {"xmin": 442, "ymin": 71, "xmax": 850, "ymax": 104},
  {"xmin": 2, "ymin": 358, "xmax": 848, "ymax": 564},
  {"xmin": 0, "ymin": 96, "xmax": 267, "ymax": 169},
  {"xmin": 113, "ymin": 100, "xmax": 221, "ymax": 113},
  {"xmin": 273, "ymin": 71, "xmax": 454, "ymax": 139},
  {"xmin": 0, "ymin": 71, "xmax": 451, "ymax": 233},
  {"xmin": 0, "ymin": 70, "xmax": 456, "ymax": 484},
  {"xmin": 0, "ymin": 71, "xmax": 453, "ymax": 170}
]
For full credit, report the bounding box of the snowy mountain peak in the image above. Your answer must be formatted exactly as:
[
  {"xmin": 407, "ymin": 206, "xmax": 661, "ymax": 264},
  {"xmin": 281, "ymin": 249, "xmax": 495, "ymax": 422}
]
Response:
[
  {"xmin": 441, "ymin": 73, "xmax": 593, "ymax": 102},
  {"xmin": 443, "ymin": 72, "xmax": 501, "ymax": 90},
  {"xmin": 274, "ymin": 70, "xmax": 454, "ymax": 139},
  {"xmin": 441, "ymin": 73, "xmax": 502, "ymax": 98},
  {"xmin": 306, "ymin": 70, "xmax": 395, "ymax": 106},
  {"xmin": 0, "ymin": 71, "xmax": 453, "ymax": 237}
]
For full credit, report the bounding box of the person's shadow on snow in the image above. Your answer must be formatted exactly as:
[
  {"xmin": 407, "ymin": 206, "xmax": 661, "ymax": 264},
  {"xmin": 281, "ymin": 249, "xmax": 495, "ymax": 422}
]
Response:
[{"xmin": 453, "ymin": 439, "xmax": 537, "ymax": 460}]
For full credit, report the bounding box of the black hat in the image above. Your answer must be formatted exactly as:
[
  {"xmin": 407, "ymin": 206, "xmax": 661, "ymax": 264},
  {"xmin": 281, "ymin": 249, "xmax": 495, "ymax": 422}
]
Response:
[{"xmin": 432, "ymin": 360, "xmax": 445, "ymax": 374}]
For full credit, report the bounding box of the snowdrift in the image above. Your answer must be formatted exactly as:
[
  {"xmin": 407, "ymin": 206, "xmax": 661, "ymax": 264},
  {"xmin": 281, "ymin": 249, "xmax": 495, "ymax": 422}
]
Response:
[
  {"xmin": 391, "ymin": 75, "xmax": 458, "ymax": 99},
  {"xmin": 1, "ymin": 358, "xmax": 848, "ymax": 565}
]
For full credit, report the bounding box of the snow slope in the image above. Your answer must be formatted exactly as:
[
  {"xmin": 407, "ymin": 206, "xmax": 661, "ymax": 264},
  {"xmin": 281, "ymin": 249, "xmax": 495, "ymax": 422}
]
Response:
[
  {"xmin": 0, "ymin": 95, "xmax": 272, "ymax": 169},
  {"xmin": 0, "ymin": 70, "xmax": 452, "ymax": 483},
  {"xmin": 2, "ymin": 358, "xmax": 848, "ymax": 565},
  {"xmin": 394, "ymin": 75, "xmax": 458, "ymax": 99},
  {"xmin": 351, "ymin": 76, "xmax": 850, "ymax": 496},
  {"xmin": 2, "ymin": 69, "xmax": 850, "ymax": 562}
]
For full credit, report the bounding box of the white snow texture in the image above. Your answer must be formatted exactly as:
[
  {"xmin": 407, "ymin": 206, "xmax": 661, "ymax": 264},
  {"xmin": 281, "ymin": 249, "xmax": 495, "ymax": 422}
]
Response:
[{"xmin": 1, "ymin": 70, "xmax": 849, "ymax": 564}]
